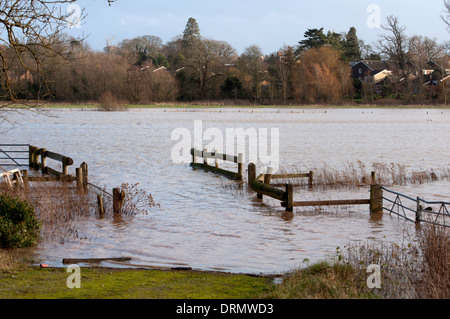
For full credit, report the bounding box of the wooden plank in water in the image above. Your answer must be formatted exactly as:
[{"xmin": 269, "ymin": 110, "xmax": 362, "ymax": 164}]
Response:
[
  {"xmin": 191, "ymin": 148, "xmax": 238, "ymax": 163},
  {"xmin": 190, "ymin": 162, "xmax": 239, "ymax": 180},
  {"xmin": 250, "ymin": 181, "xmax": 286, "ymax": 202},
  {"xmin": 271, "ymin": 173, "xmax": 310, "ymax": 179},
  {"xmin": 62, "ymin": 257, "xmax": 132, "ymax": 264},
  {"xmin": 281, "ymin": 199, "xmax": 370, "ymax": 207}
]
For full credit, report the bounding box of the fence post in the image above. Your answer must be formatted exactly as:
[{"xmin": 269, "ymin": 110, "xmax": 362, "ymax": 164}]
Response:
[
  {"xmin": 40, "ymin": 148, "xmax": 47, "ymax": 174},
  {"xmin": 416, "ymin": 197, "xmax": 422, "ymax": 224},
  {"xmin": 28, "ymin": 145, "xmax": 34, "ymax": 168},
  {"xmin": 370, "ymin": 184, "xmax": 383, "ymax": 214},
  {"xmin": 76, "ymin": 167, "xmax": 83, "ymax": 191},
  {"xmin": 203, "ymin": 148, "xmax": 209, "ymax": 166},
  {"xmin": 308, "ymin": 171, "xmax": 314, "ymax": 188},
  {"xmin": 237, "ymin": 153, "xmax": 244, "ymax": 182},
  {"xmin": 264, "ymin": 167, "xmax": 273, "ymax": 185},
  {"xmin": 97, "ymin": 195, "xmax": 105, "ymax": 218},
  {"xmin": 22, "ymin": 170, "xmax": 29, "ymax": 192},
  {"xmin": 214, "ymin": 148, "xmax": 219, "ymax": 168},
  {"xmin": 285, "ymin": 184, "xmax": 293, "ymax": 212},
  {"xmin": 62, "ymin": 157, "xmax": 69, "ymax": 176},
  {"xmin": 113, "ymin": 188, "xmax": 125, "ymax": 215},
  {"xmin": 191, "ymin": 148, "xmax": 196, "ymax": 164},
  {"xmin": 81, "ymin": 162, "xmax": 88, "ymax": 190},
  {"xmin": 33, "ymin": 147, "xmax": 39, "ymax": 170},
  {"xmin": 248, "ymin": 163, "xmax": 256, "ymax": 185}
]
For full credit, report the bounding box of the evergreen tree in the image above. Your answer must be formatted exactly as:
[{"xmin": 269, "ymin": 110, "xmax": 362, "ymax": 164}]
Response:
[
  {"xmin": 343, "ymin": 27, "xmax": 361, "ymax": 61},
  {"xmin": 296, "ymin": 28, "xmax": 346, "ymax": 56},
  {"xmin": 182, "ymin": 17, "xmax": 201, "ymax": 50},
  {"xmin": 296, "ymin": 28, "xmax": 327, "ymax": 54}
]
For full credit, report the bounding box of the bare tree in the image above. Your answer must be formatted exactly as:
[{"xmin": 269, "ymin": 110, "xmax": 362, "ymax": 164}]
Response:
[
  {"xmin": 182, "ymin": 38, "xmax": 236, "ymax": 100},
  {"xmin": 237, "ymin": 45, "xmax": 268, "ymax": 103},
  {"xmin": 408, "ymin": 35, "xmax": 444, "ymax": 62},
  {"xmin": 442, "ymin": 0, "xmax": 450, "ymax": 31},
  {"xmin": 0, "ymin": 0, "xmax": 114, "ymax": 107},
  {"xmin": 377, "ymin": 16, "xmax": 409, "ymax": 78}
]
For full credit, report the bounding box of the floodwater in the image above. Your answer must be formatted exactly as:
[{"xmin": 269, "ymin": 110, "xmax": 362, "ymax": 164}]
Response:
[{"xmin": 2, "ymin": 107, "xmax": 450, "ymax": 275}]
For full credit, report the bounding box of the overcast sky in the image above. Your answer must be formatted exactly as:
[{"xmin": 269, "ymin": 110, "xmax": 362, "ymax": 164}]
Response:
[{"xmin": 69, "ymin": 0, "xmax": 449, "ymax": 55}]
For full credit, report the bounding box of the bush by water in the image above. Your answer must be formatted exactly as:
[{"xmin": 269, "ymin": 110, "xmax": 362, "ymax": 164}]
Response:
[{"xmin": 0, "ymin": 193, "xmax": 41, "ymax": 248}]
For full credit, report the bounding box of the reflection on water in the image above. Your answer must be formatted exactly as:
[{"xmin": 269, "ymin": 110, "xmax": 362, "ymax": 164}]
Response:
[{"xmin": 2, "ymin": 108, "xmax": 449, "ymax": 274}]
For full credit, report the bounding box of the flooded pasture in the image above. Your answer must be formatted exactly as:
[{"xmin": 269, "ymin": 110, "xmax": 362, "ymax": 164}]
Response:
[{"xmin": 2, "ymin": 107, "xmax": 449, "ymax": 274}]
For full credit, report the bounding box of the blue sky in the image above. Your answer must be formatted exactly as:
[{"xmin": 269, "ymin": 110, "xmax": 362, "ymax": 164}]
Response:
[{"xmin": 68, "ymin": 0, "xmax": 449, "ymax": 55}]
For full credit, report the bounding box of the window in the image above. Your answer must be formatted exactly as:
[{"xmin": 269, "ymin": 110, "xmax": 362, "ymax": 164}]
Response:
[{"xmin": 359, "ymin": 68, "xmax": 363, "ymax": 74}]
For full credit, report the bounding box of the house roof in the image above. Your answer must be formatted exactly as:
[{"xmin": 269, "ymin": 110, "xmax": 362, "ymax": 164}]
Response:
[
  {"xmin": 352, "ymin": 60, "xmax": 389, "ymax": 72},
  {"xmin": 406, "ymin": 60, "xmax": 434, "ymax": 71},
  {"xmin": 427, "ymin": 58, "xmax": 450, "ymax": 71}
]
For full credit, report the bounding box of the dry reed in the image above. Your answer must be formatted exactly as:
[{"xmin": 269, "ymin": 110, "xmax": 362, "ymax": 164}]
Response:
[
  {"xmin": 272, "ymin": 161, "xmax": 449, "ymax": 188},
  {"xmin": 0, "ymin": 178, "xmax": 159, "ymax": 247},
  {"xmin": 341, "ymin": 223, "xmax": 450, "ymax": 299},
  {"xmin": 265, "ymin": 224, "xmax": 450, "ymax": 299},
  {"xmin": 120, "ymin": 183, "xmax": 160, "ymax": 216}
]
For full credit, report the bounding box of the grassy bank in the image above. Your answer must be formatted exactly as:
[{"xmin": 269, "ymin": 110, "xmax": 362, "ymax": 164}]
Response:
[
  {"xmin": 2, "ymin": 221, "xmax": 449, "ymax": 300},
  {"xmin": 0, "ymin": 264, "xmax": 272, "ymax": 299}
]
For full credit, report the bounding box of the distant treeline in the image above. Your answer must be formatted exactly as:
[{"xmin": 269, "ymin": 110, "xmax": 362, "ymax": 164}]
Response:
[{"xmin": 1, "ymin": 16, "xmax": 449, "ymax": 106}]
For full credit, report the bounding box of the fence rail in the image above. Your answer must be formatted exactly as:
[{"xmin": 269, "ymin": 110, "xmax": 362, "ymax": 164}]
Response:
[
  {"xmin": 29, "ymin": 145, "xmax": 75, "ymax": 177},
  {"xmin": 190, "ymin": 148, "xmax": 244, "ymax": 181}
]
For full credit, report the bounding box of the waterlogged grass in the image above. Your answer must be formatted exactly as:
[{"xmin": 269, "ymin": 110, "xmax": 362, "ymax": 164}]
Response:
[{"xmin": 0, "ymin": 266, "xmax": 272, "ymax": 299}]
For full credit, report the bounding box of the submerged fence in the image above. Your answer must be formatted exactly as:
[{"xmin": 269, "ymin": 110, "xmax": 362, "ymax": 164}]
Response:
[
  {"xmin": 190, "ymin": 155, "xmax": 448, "ymax": 227},
  {"xmin": 190, "ymin": 148, "xmax": 244, "ymax": 181},
  {"xmin": 382, "ymin": 187, "xmax": 450, "ymax": 227},
  {"xmin": 249, "ymin": 163, "xmax": 383, "ymax": 213}
]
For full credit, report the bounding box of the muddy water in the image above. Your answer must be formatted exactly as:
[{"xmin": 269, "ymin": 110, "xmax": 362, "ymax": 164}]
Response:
[{"xmin": 2, "ymin": 108, "xmax": 449, "ymax": 274}]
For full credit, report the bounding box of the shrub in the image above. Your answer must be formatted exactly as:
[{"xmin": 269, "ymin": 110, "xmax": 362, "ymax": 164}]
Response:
[{"xmin": 0, "ymin": 193, "xmax": 41, "ymax": 248}]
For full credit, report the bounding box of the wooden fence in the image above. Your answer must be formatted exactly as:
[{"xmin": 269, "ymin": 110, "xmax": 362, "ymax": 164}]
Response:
[
  {"xmin": 248, "ymin": 163, "xmax": 383, "ymax": 213},
  {"xmin": 1, "ymin": 144, "xmax": 126, "ymax": 216},
  {"xmin": 190, "ymin": 148, "xmax": 244, "ymax": 181}
]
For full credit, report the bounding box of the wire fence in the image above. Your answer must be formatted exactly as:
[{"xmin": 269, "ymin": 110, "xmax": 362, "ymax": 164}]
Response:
[{"xmin": 382, "ymin": 186, "xmax": 450, "ymax": 227}]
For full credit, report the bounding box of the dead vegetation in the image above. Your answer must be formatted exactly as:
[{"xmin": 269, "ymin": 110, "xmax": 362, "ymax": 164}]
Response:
[
  {"xmin": 265, "ymin": 224, "xmax": 450, "ymax": 299},
  {"xmin": 272, "ymin": 161, "xmax": 449, "ymax": 188},
  {"xmin": 341, "ymin": 224, "xmax": 450, "ymax": 299},
  {"xmin": 0, "ymin": 179, "xmax": 159, "ymax": 247}
]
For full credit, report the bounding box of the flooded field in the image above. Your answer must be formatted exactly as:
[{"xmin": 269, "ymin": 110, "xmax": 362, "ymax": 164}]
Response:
[{"xmin": 2, "ymin": 107, "xmax": 450, "ymax": 274}]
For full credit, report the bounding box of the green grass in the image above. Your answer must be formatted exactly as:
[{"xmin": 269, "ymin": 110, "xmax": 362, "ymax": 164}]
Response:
[
  {"xmin": 0, "ymin": 266, "xmax": 272, "ymax": 299},
  {"xmin": 261, "ymin": 261, "xmax": 380, "ymax": 299}
]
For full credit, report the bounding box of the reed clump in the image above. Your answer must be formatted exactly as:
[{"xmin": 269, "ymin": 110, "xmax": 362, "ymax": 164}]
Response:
[
  {"xmin": 262, "ymin": 260, "xmax": 378, "ymax": 299},
  {"xmin": 274, "ymin": 161, "xmax": 449, "ymax": 188},
  {"xmin": 336, "ymin": 224, "xmax": 449, "ymax": 299},
  {"xmin": 415, "ymin": 224, "xmax": 450, "ymax": 298},
  {"xmin": 265, "ymin": 224, "xmax": 450, "ymax": 299}
]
